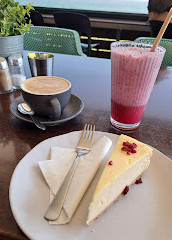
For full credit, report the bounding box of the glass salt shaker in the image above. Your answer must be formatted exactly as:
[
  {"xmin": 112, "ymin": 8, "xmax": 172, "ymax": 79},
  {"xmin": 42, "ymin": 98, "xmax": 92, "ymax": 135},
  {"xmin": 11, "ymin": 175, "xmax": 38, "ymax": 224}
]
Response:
[
  {"xmin": 0, "ymin": 57, "xmax": 13, "ymax": 94},
  {"xmin": 8, "ymin": 54, "xmax": 26, "ymax": 89}
]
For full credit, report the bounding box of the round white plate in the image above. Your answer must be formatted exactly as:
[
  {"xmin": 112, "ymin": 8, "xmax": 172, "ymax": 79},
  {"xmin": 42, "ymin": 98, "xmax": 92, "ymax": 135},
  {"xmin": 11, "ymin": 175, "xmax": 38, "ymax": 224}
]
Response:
[{"xmin": 9, "ymin": 131, "xmax": 172, "ymax": 240}]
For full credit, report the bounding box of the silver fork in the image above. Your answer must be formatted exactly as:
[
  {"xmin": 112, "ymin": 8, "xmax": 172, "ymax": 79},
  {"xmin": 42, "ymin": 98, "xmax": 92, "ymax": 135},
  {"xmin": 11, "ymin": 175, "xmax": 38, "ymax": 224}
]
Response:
[{"xmin": 44, "ymin": 124, "xmax": 95, "ymax": 221}]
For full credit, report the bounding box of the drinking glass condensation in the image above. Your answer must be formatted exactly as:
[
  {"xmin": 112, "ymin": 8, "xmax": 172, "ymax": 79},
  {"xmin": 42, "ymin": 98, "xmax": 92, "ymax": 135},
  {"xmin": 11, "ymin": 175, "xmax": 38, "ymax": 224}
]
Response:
[{"xmin": 111, "ymin": 41, "xmax": 166, "ymax": 130}]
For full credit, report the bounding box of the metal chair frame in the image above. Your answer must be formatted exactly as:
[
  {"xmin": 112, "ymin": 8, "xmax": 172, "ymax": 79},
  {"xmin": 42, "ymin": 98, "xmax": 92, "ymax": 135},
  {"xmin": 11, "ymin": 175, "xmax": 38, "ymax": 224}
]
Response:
[
  {"xmin": 53, "ymin": 11, "xmax": 99, "ymax": 56},
  {"xmin": 30, "ymin": 10, "xmax": 45, "ymax": 26}
]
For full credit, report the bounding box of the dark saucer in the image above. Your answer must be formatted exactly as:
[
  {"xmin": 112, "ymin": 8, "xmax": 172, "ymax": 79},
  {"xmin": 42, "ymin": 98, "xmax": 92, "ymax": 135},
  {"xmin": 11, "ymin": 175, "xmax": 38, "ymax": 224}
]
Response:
[{"xmin": 10, "ymin": 94, "xmax": 84, "ymax": 126}]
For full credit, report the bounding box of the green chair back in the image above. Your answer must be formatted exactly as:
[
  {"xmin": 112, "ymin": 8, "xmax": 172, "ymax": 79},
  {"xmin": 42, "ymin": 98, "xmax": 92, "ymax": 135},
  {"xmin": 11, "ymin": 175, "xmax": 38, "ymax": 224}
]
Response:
[
  {"xmin": 135, "ymin": 37, "xmax": 172, "ymax": 67},
  {"xmin": 24, "ymin": 26, "xmax": 86, "ymax": 56}
]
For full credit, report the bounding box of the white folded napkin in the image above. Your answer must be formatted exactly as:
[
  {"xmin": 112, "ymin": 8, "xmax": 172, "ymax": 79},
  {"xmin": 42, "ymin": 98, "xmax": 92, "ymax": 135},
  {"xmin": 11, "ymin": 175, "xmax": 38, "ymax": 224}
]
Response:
[{"xmin": 39, "ymin": 136, "xmax": 112, "ymax": 224}]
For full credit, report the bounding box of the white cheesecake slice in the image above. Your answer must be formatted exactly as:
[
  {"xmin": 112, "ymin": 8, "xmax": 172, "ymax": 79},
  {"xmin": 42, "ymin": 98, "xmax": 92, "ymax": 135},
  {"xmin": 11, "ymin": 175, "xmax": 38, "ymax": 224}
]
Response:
[{"xmin": 86, "ymin": 134, "xmax": 152, "ymax": 225}]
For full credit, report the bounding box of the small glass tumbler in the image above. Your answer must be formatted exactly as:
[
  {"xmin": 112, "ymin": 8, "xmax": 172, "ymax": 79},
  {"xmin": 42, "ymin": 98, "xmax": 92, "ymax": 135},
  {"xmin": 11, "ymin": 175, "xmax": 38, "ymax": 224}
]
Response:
[
  {"xmin": 8, "ymin": 54, "xmax": 26, "ymax": 89},
  {"xmin": 111, "ymin": 41, "xmax": 166, "ymax": 130}
]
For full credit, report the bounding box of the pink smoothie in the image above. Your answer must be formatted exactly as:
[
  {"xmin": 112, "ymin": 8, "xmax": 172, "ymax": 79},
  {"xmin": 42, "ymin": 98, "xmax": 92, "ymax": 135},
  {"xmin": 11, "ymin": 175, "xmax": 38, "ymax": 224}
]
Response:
[{"xmin": 111, "ymin": 44, "xmax": 165, "ymax": 125}]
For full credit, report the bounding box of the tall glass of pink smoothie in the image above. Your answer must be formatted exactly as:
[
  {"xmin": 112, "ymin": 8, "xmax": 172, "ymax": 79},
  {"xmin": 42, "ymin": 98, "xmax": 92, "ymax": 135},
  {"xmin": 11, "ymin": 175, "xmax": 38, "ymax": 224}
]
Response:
[{"xmin": 111, "ymin": 41, "xmax": 165, "ymax": 130}]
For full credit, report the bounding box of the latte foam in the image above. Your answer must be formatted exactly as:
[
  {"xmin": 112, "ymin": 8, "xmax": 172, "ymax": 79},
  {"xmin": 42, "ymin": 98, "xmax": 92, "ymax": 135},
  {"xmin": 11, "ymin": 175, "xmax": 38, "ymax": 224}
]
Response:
[{"xmin": 21, "ymin": 77, "xmax": 70, "ymax": 95}]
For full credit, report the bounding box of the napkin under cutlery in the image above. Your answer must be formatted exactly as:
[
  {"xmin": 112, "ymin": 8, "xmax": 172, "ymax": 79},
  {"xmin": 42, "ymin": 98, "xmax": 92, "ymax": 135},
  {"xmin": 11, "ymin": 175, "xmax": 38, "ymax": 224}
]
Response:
[{"xmin": 39, "ymin": 135, "xmax": 112, "ymax": 224}]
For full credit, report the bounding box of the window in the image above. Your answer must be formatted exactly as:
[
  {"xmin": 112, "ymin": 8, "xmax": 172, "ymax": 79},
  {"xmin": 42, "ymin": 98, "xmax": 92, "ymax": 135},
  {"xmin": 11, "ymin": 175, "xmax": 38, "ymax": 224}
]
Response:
[{"xmin": 19, "ymin": 0, "xmax": 148, "ymax": 15}]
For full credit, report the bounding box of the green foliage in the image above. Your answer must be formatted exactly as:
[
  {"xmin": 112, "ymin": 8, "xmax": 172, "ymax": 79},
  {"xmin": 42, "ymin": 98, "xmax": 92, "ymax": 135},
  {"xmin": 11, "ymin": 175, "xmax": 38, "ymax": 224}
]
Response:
[{"xmin": 0, "ymin": 0, "xmax": 34, "ymax": 37}]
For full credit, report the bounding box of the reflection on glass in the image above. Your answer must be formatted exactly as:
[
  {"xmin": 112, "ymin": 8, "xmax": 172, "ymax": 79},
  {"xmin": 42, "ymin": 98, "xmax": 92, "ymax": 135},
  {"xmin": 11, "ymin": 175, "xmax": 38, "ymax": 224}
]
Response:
[{"xmin": 18, "ymin": 0, "xmax": 148, "ymax": 14}]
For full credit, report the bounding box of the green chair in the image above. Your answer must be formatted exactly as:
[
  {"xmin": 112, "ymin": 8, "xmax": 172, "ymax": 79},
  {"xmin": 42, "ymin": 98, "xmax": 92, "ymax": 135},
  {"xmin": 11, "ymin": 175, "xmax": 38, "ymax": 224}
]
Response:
[
  {"xmin": 24, "ymin": 26, "xmax": 86, "ymax": 56},
  {"xmin": 135, "ymin": 37, "xmax": 172, "ymax": 67}
]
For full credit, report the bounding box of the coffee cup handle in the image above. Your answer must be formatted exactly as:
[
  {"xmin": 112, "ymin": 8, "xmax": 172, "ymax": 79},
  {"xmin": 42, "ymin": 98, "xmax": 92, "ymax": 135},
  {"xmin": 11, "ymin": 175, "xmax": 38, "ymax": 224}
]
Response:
[{"xmin": 50, "ymin": 98, "xmax": 61, "ymax": 119}]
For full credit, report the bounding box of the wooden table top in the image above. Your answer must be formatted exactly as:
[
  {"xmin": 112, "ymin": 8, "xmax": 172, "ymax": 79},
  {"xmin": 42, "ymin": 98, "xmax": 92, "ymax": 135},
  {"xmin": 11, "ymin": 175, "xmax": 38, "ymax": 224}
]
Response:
[{"xmin": 0, "ymin": 52, "xmax": 172, "ymax": 240}]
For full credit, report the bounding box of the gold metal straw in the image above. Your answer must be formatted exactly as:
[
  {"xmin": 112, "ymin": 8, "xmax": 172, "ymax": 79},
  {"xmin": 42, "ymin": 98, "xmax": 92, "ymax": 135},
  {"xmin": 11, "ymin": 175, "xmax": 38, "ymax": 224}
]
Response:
[{"xmin": 151, "ymin": 7, "xmax": 172, "ymax": 52}]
